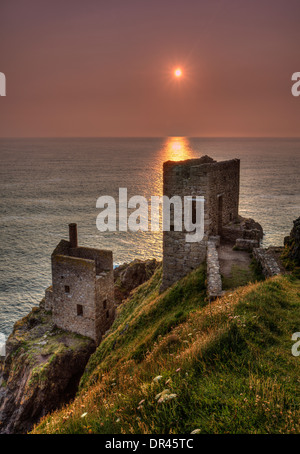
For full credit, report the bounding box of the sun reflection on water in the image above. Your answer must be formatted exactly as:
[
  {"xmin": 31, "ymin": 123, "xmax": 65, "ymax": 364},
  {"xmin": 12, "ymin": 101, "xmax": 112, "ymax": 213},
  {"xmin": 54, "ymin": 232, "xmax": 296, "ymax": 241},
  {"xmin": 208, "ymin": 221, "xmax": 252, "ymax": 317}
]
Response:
[{"xmin": 161, "ymin": 137, "xmax": 194, "ymax": 162}]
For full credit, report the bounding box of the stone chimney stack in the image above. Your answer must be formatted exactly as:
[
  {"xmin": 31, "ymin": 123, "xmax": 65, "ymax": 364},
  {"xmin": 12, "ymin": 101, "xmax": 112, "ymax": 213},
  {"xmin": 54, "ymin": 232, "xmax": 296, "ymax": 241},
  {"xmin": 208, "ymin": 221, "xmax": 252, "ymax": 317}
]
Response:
[{"xmin": 69, "ymin": 223, "xmax": 78, "ymax": 248}]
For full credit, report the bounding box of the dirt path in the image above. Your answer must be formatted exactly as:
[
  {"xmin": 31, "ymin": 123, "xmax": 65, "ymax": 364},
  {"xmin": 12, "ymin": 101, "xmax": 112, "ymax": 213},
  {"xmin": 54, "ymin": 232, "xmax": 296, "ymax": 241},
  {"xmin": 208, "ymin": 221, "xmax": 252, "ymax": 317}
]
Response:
[{"xmin": 218, "ymin": 243, "xmax": 252, "ymax": 278}]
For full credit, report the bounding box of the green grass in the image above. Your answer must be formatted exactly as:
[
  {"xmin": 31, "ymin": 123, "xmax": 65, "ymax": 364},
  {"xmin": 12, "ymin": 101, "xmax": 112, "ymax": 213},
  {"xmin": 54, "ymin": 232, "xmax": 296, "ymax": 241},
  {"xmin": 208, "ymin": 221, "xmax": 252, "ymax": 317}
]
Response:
[
  {"xmin": 33, "ymin": 268, "xmax": 300, "ymax": 435},
  {"xmin": 281, "ymin": 245, "xmax": 300, "ymax": 279},
  {"xmin": 80, "ymin": 264, "xmax": 206, "ymax": 387},
  {"xmin": 222, "ymin": 259, "xmax": 264, "ymax": 290}
]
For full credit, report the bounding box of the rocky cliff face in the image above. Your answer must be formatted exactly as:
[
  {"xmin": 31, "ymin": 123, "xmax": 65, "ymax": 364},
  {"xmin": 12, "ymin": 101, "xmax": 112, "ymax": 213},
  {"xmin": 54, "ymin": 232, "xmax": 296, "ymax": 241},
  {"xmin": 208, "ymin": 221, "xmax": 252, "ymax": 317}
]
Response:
[
  {"xmin": 0, "ymin": 259, "xmax": 160, "ymax": 433},
  {"xmin": 284, "ymin": 216, "xmax": 300, "ymax": 266},
  {"xmin": 0, "ymin": 302, "xmax": 95, "ymax": 434},
  {"xmin": 114, "ymin": 259, "xmax": 161, "ymax": 304}
]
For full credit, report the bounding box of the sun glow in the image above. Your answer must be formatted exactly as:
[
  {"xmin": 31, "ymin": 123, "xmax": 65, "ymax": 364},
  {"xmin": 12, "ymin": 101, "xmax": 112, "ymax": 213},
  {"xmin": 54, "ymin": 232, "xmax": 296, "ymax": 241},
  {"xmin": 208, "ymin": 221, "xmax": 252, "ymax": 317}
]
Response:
[
  {"xmin": 174, "ymin": 68, "xmax": 182, "ymax": 78},
  {"xmin": 162, "ymin": 137, "xmax": 193, "ymax": 162}
]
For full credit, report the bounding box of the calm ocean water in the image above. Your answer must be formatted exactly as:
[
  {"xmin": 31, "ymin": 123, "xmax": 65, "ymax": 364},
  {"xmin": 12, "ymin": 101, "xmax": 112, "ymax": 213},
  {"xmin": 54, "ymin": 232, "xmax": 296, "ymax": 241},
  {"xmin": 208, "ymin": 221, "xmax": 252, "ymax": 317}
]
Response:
[{"xmin": 0, "ymin": 137, "xmax": 299, "ymax": 336}]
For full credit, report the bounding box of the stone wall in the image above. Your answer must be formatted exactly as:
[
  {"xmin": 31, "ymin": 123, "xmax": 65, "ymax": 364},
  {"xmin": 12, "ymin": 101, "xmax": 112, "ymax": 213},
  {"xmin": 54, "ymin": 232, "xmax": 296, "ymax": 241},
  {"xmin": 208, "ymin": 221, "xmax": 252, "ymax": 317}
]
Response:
[
  {"xmin": 70, "ymin": 247, "xmax": 113, "ymax": 274},
  {"xmin": 45, "ymin": 235, "xmax": 115, "ymax": 344},
  {"xmin": 95, "ymin": 269, "xmax": 115, "ymax": 340},
  {"xmin": 206, "ymin": 159, "xmax": 240, "ymax": 235},
  {"xmin": 253, "ymin": 248, "xmax": 281, "ymax": 278},
  {"xmin": 206, "ymin": 240, "xmax": 223, "ymax": 301},
  {"xmin": 222, "ymin": 216, "xmax": 264, "ymax": 245},
  {"xmin": 49, "ymin": 254, "xmax": 97, "ymax": 341},
  {"xmin": 235, "ymin": 238, "xmax": 259, "ymax": 252},
  {"xmin": 161, "ymin": 156, "xmax": 240, "ymax": 291}
]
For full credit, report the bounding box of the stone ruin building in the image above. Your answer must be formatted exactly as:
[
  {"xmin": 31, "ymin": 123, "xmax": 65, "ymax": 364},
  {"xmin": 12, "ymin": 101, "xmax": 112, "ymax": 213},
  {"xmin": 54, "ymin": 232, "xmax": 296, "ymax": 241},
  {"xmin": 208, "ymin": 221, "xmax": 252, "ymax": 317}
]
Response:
[
  {"xmin": 44, "ymin": 157, "xmax": 265, "ymax": 341},
  {"xmin": 45, "ymin": 224, "xmax": 115, "ymax": 344},
  {"xmin": 161, "ymin": 156, "xmax": 263, "ymax": 295}
]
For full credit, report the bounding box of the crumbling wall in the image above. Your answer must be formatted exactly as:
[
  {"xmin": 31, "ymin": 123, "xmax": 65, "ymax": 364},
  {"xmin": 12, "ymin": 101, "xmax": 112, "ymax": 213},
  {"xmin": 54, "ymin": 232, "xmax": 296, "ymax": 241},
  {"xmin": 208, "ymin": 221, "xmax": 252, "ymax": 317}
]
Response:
[
  {"xmin": 253, "ymin": 248, "xmax": 281, "ymax": 278},
  {"xmin": 161, "ymin": 157, "xmax": 240, "ymax": 291},
  {"xmin": 70, "ymin": 247, "xmax": 113, "ymax": 274},
  {"xmin": 95, "ymin": 270, "xmax": 115, "ymax": 341},
  {"xmin": 45, "ymin": 228, "xmax": 116, "ymax": 344},
  {"xmin": 50, "ymin": 254, "xmax": 97, "ymax": 341},
  {"xmin": 206, "ymin": 159, "xmax": 240, "ymax": 235},
  {"xmin": 206, "ymin": 240, "xmax": 223, "ymax": 301}
]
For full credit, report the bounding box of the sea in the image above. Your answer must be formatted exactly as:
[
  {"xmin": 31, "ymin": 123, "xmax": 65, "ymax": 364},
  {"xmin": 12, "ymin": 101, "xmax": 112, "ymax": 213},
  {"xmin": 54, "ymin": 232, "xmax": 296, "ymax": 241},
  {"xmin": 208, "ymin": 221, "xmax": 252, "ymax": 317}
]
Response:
[{"xmin": 0, "ymin": 137, "xmax": 299, "ymax": 337}]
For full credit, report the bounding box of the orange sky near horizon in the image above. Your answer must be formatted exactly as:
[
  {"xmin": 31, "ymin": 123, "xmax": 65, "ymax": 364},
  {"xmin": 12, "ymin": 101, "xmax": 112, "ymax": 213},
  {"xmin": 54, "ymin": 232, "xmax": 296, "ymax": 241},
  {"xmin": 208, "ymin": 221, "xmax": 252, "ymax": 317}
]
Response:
[{"xmin": 0, "ymin": 0, "xmax": 299, "ymax": 138}]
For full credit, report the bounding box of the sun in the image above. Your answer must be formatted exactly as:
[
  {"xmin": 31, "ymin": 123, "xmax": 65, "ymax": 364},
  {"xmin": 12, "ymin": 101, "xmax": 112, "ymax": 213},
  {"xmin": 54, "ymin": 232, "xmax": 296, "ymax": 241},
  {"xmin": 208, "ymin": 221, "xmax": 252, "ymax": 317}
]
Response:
[{"xmin": 174, "ymin": 68, "xmax": 182, "ymax": 78}]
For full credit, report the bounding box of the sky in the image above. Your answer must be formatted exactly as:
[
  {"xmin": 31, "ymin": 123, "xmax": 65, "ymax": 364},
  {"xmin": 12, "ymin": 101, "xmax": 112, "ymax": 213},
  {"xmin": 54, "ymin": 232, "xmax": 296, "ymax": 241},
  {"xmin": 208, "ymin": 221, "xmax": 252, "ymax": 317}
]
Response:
[{"xmin": 0, "ymin": 0, "xmax": 299, "ymax": 137}]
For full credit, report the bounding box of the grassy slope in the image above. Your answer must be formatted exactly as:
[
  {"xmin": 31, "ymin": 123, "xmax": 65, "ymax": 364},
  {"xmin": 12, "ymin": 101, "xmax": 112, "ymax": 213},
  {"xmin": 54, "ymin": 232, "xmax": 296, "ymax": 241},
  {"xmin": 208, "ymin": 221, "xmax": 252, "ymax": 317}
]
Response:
[{"xmin": 33, "ymin": 265, "xmax": 300, "ymax": 434}]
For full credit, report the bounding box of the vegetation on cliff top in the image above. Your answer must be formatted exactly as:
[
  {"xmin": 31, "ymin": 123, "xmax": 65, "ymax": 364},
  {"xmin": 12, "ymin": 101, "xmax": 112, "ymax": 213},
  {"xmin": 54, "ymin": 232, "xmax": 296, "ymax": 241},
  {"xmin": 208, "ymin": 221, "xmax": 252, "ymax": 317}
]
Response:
[
  {"xmin": 33, "ymin": 265, "xmax": 300, "ymax": 434},
  {"xmin": 0, "ymin": 305, "xmax": 95, "ymax": 434}
]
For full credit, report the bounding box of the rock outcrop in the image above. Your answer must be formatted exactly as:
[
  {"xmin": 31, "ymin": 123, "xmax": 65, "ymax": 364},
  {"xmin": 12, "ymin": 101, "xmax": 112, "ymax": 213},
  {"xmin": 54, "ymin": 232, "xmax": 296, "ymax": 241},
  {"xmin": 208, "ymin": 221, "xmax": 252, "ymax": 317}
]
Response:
[
  {"xmin": 222, "ymin": 215, "xmax": 263, "ymax": 246},
  {"xmin": 0, "ymin": 259, "xmax": 161, "ymax": 433},
  {"xmin": 114, "ymin": 259, "xmax": 161, "ymax": 304},
  {"xmin": 0, "ymin": 302, "xmax": 95, "ymax": 434},
  {"xmin": 284, "ymin": 216, "xmax": 300, "ymax": 266}
]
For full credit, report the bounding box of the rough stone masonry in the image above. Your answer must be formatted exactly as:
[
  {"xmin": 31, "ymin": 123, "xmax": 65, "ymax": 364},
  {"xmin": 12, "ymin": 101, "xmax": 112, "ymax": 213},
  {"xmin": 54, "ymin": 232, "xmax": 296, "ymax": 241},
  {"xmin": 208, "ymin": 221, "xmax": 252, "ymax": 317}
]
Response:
[
  {"xmin": 161, "ymin": 156, "xmax": 240, "ymax": 291},
  {"xmin": 45, "ymin": 224, "xmax": 115, "ymax": 344}
]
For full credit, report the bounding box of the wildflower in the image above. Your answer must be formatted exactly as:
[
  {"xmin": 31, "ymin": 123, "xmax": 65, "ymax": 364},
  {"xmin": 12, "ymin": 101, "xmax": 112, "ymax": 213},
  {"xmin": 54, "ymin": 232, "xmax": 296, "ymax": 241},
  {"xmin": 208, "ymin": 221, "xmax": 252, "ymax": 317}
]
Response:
[
  {"xmin": 81, "ymin": 412, "xmax": 88, "ymax": 418},
  {"xmin": 190, "ymin": 429, "xmax": 201, "ymax": 434},
  {"xmin": 116, "ymin": 418, "xmax": 120, "ymax": 423},
  {"xmin": 158, "ymin": 393, "xmax": 177, "ymax": 404},
  {"xmin": 153, "ymin": 375, "xmax": 163, "ymax": 383},
  {"xmin": 155, "ymin": 389, "xmax": 170, "ymax": 400},
  {"xmin": 176, "ymin": 368, "xmax": 181, "ymax": 373}
]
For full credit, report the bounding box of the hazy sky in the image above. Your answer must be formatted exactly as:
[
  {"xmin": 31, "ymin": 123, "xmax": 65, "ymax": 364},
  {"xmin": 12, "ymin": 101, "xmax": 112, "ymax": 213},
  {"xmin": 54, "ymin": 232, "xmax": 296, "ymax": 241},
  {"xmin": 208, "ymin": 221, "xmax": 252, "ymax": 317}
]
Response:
[{"xmin": 0, "ymin": 0, "xmax": 299, "ymax": 137}]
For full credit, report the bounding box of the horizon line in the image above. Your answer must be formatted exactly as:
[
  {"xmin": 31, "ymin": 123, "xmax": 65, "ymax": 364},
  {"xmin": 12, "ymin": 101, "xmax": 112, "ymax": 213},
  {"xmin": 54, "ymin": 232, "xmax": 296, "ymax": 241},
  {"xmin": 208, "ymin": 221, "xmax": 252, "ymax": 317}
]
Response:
[{"xmin": 1, "ymin": 136, "xmax": 300, "ymax": 140}]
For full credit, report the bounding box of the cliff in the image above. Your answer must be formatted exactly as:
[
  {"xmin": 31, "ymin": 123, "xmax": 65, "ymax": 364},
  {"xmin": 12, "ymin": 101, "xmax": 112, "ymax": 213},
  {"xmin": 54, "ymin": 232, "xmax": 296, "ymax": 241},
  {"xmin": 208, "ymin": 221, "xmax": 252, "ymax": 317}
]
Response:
[
  {"xmin": 283, "ymin": 216, "xmax": 300, "ymax": 269},
  {"xmin": 33, "ymin": 266, "xmax": 300, "ymax": 434},
  {"xmin": 1, "ymin": 239, "xmax": 299, "ymax": 434},
  {"xmin": 0, "ymin": 302, "xmax": 95, "ymax": 434},
  {"xmin": 0, "ymin": 259, "xmax": 159, "ymax": 434},
  {"xmin": 114, "ymin": 258, "xmax": 161, "ymax": 304}
]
